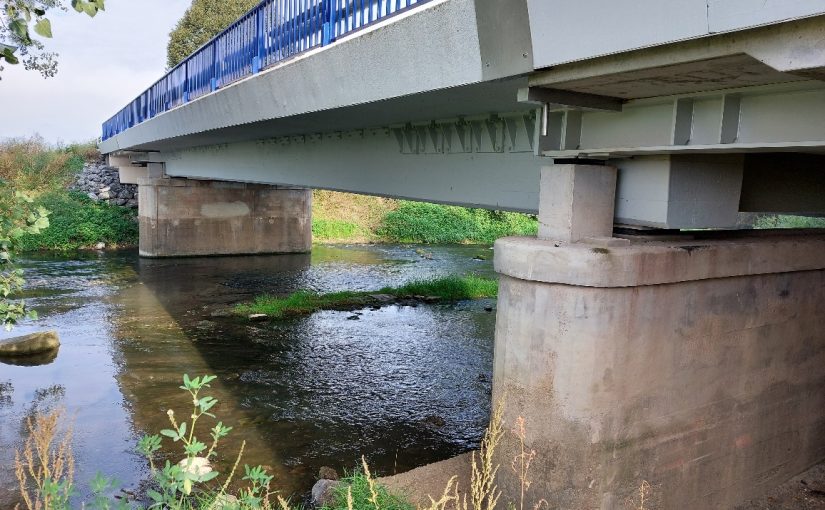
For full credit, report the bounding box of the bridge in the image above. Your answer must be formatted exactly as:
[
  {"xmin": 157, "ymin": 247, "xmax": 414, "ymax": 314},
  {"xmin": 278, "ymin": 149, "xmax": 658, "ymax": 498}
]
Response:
[{"xmin": 100, "ymin": 1, "xmax": 825, "ymax": 508}]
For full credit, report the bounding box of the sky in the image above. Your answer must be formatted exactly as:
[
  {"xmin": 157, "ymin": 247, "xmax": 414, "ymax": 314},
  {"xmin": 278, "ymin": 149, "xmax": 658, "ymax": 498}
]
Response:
[{"xmin": 0, "ymin": 0, "xmax": 191, "ymax": 144}]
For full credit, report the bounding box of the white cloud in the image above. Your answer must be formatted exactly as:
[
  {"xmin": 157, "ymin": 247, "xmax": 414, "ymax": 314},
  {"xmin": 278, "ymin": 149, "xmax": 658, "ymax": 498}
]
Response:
[{"xmin": 0, "ymin": 0, "xmax": 191, "ymax": 143}]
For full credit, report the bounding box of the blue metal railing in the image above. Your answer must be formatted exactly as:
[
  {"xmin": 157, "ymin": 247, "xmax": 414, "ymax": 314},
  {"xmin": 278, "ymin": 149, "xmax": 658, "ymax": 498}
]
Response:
[{"xmin": 102, "ymin": 0, "xmax": 429, "ymax": 141}]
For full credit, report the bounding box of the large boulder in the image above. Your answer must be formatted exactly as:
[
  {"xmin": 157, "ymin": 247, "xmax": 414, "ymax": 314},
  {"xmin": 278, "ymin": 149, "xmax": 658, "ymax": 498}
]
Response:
[
  {"xmin": 311, "ymin": 479, "xmax": 340, "ymax": 508},
  {"xmin": 0, "ymin": 331, "xmax": 60, "ymax": 357}
]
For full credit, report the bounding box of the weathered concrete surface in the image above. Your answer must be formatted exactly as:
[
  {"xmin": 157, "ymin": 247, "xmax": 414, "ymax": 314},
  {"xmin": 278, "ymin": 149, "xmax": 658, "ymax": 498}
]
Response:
[
  {"xmin": 492, "ymin": 231, "xmax": 825, "ymax": 509},
  {"xmin": 379, "ymin": 452, "xmax": 473, "ymax": 507},
  {"xmin": 138, "ymin": 178, "xmax": 311, "ymax": 257},
  {"xmin": 0, "ymin": 331, "xmax": 60, "ymax": 356}
]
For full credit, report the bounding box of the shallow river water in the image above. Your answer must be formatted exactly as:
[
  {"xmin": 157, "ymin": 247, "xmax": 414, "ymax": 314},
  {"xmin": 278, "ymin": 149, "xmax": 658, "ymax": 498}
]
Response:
[{"xmin": 0, "ymin": 244, "xmax": 496, "ymax": 507}]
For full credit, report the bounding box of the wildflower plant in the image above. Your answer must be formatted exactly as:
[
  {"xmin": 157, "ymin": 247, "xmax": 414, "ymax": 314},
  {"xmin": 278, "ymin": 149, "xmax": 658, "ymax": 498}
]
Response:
[
  {"xmin": 16, "ymin": 374, "xmax": 276, "ymax": 509},
  {"xmin": 135, "ymin": 374, "xmax": 274, "ymax": 509}
]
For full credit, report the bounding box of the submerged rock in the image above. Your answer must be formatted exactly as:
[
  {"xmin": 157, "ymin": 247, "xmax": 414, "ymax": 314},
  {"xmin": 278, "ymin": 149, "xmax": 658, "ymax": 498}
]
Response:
[
  {"xmin": 423, "ymin": 415, "xmax": 446, "ymax": 428},
  {"xmin": 0, "ymin": 331, "xmax": 60, "ymax": 357},
  {"xmin": 0, "ymin": 348, "xmax": 59, "ymax": 367}
]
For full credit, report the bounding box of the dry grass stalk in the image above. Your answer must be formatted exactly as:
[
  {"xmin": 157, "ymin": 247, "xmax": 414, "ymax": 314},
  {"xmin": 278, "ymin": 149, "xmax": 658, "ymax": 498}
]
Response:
[
  {"xmin": 510, "ymin": 416, "xmax": 536, "ymax": 510},
  {"xmin": 635, "ymin": 481, "xmax": 651, "ymax": 510},
  {"xmin": 347, "ymin": 486, "xmax": 355, "ymax": 510},
  {"xmin": 421, "ymin": 400, "xmax": 505, "ymax": 510},
  {"xmin": 421, "ymin": 476, "xmax": 459, "ymax": 510},
  {"xmin": 277, "ymin": 494, "xmax": 291, "ymax": 510},
  {"xmin": 13, "ymin": 408, "xmax": 74, "ymax": 510},
  {"xmin": 362, "ymin": 455, "xmax": 382, "ymax": 510},
  {"xmin": 468, "ymin": 399, "xmax": 504, "ymax": 510}
]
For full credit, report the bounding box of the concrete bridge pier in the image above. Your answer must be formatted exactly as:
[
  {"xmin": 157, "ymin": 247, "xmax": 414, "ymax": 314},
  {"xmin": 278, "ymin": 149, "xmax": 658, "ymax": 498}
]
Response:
[
  {"xmin": 137, "ymin": 177, "xmax": 312, "ymax": 258},
  {"xmin": 492, "ymin": 164, "xmax": 825, "ymax": 509}
]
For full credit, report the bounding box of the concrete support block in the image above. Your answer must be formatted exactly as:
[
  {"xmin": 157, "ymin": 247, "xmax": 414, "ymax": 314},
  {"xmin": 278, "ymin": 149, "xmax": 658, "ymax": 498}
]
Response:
[
  {"xmin": 492, "ymin": 232, "xmax": 825, "ymax": 509},
  {"xmin": 538, "ymin": 164, "xmax": 617, "ymax": 242},
  {"xmin": 138, "ymin": 178, "xmax": 311, "ymax": 257}
]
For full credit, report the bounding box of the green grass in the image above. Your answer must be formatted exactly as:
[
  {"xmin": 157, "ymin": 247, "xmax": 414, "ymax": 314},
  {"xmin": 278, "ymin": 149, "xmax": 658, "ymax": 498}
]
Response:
[
  {"xmin": 235, "ymin": 275, "xmax": 498, "ymax": 319},
  {"xmin": 753, "ymin": 214, "xmax": 825, "ymax": 229},
  {"xmin": 321, "ymin": 471, "xmax": 414, "ymax": 510},
  {"xmin": 16, "ymin": 191, "xmax": 139, "ymax": 251},
  {"xmin": 313, "ymin": 218, "xmax": 368, "ymax": 241},
  {"xmin": 378, "ymin": 201, "xmax": 538, "ymax": 244}
]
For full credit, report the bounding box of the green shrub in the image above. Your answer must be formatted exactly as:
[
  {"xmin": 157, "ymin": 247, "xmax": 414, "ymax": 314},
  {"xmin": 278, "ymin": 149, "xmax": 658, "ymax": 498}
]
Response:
[
  {"xmin": 379, "ymin": 202, "xmax": 537, "ymax": 244},
  {"xmin": 753, "ymin": 214, "xmax": 825, "ymax": 229},
  {"xmin": 16, "ymin": 191, "xmax": 138, "ymax": 251}
]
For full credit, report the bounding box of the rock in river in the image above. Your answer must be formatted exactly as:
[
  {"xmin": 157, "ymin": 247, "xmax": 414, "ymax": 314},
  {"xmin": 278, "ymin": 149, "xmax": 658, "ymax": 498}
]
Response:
[
  {"xmin": 0, "ymin": 331, "xmax": 60, "ymax": 357},
  {"xmin": 311, "ymin": 479, "xmax": 340, "ymax": 507}
]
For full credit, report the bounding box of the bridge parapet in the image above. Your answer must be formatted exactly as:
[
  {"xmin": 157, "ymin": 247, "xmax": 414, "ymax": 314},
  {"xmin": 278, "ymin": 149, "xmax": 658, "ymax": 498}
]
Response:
[{"xmin": 102, "ymin": 0, "xmax": 433, "ymax": 141}]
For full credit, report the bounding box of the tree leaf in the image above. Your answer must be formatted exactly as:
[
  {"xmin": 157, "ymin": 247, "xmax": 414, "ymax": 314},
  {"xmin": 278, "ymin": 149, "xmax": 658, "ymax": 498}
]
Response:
[
  {"xmin": 1, "ymin": 49, "xmax": 19, "ymax": 66},
  {"xmin": 34, "ymin": 19, "xmax": 53, "ymax": 38},
  {"xmin": 82, "ymin": 2, "xmax": 99, "ymax": 17},
  {"xmin": 9, "ymin": 19, "xmax": 29, "ymax": 41}
]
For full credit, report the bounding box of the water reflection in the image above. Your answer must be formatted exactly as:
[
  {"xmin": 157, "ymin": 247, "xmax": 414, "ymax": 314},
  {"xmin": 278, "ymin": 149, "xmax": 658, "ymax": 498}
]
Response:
[{"xmin": 0, "ymin": 245, "xmax": 495, "ymax": 507}]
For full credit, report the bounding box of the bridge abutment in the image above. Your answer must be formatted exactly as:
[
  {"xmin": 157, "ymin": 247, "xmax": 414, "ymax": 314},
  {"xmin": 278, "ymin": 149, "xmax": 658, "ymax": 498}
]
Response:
[
  {"xmin": 492, "ymin": 164, "xmax": 825, "ymax": 509},
  {"xmin": 137, "ymin": 178, "xmax": 311, "ymax": 258}
]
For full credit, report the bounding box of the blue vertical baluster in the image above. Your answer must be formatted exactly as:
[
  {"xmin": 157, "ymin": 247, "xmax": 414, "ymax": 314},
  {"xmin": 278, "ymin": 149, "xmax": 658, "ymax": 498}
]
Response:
[
  {"xmin": 300, "ymin": 0, "xmax": 305, "ymax": 51},
  {"xmin": 253, "ymin": 10, "xmax": 260, "ymax": 73},
  {"xmin": 276, "ymin": 0, "xmax": 282, "ymax": 60},
  {"xmin": 211, "ymin": 41, "xmax": 218, "ymax": 91}
]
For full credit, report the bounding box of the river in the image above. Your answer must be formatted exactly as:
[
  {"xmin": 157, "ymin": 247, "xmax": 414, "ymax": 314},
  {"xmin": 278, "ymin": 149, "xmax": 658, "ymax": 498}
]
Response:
[{"xmin": 0, "ymin": 244, "xmax": 496, "ymax": 507}]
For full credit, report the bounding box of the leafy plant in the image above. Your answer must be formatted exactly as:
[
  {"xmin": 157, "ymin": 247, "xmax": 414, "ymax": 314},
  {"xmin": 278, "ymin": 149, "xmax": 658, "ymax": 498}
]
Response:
[
  {"xmin": 15, "ymin": 191, "xmax": 137, "ymax": 251},
  {"xmin": 136, "ymin": 374, "xmax": 277, "ymax": 509},
  {"xmin": 0, "ymin": 183, "xmax": 49, "ymax": 328},
  {"xmin": 1, "ymin": 0, "xmax": 105, "ymax": 78}
]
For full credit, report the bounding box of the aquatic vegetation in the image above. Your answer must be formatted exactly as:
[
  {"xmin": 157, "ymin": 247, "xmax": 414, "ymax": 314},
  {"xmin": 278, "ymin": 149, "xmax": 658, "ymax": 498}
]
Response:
[{"xmin": 234, "ymin": 275, "xmax": 498, "ymax": 319}]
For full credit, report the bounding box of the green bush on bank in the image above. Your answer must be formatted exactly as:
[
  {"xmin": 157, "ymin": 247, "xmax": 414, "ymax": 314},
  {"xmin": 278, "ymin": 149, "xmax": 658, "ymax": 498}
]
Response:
[
  {"xmin": 377, "ymin": 201, "xmax": 538, "ymax": 244},
  {"xmin": 753, "ymin": 214, "xmax": 825, "ymax": 229},
  {"xmin": 16, "ymin": 192, "xmax": 138, "ymax": 251}
]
